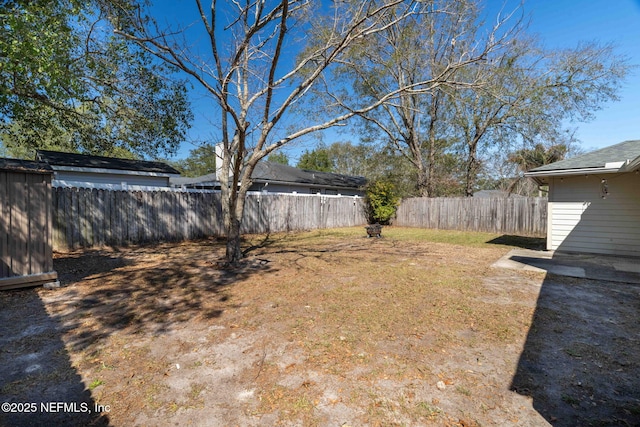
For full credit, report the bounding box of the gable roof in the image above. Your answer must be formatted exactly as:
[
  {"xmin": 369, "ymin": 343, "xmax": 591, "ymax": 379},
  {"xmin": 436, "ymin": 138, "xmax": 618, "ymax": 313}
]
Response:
[
  {"xmin": 525, "ymin": 140, "xmax": 640, "ymax": 182},
  {"xmin": 36, "ymin": 150, "xmax": 180, "ymax": 175},
  {"xmin": 170, "ymin": 161, "xmax": 367, "ymax": 190}
]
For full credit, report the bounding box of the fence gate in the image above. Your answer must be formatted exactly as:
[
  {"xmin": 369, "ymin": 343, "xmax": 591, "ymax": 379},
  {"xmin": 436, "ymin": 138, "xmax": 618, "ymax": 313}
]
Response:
[{"xmin": 0, "ymin": 159, "xmax": 58, "ymax": 290}]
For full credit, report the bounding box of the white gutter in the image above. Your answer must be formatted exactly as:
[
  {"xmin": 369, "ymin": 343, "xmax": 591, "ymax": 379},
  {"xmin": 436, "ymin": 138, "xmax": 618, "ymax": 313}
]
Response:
[
  {"xmin": 524, "ymin": 165, "xmax": 627, "ymax": 186},
  {"xmin": 525, "ymin": 164, "xmax": 625, "ymax": 179}
]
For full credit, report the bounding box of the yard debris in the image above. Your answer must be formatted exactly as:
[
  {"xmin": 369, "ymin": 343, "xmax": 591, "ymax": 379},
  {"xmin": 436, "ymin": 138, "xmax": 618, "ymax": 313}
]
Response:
[
  {"xmin": 437, "ymin": 381, "xmax": 447, "ymax": 390},
  {"xmin": 43, "ymin": 280, "xmax": 62, "ymax": 289}
]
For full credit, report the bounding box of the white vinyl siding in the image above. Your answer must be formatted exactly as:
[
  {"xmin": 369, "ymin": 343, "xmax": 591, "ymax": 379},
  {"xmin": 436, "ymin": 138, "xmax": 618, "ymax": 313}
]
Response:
[{"xmin": 548, "ymin": 173, "xmax": 640, "ymax": 256}]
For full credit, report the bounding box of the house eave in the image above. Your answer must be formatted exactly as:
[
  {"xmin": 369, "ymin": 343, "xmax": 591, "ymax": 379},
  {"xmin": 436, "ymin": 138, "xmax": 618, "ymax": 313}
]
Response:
[{"xmin": 525, "ymin": 165, "xmax": 625, "ymax": 185}]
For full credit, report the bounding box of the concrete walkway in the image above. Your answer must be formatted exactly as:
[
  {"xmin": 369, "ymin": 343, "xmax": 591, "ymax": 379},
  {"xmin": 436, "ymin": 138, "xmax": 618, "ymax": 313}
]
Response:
[{"xmin": 492, "ymin": 249, "xmax": 640, "ymax": 284}]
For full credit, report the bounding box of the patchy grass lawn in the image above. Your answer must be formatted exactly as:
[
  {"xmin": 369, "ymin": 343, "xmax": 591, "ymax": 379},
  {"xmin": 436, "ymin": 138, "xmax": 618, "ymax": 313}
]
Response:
[{"xmin": 2, "ymin": 227, "xmax": 638, "ymax": 426}]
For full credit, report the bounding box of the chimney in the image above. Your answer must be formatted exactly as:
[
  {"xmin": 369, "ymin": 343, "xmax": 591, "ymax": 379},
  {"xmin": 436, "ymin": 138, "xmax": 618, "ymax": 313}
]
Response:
[{"xmin": 215, "ymin": 144, "xmax": 224, "ymax": 181}]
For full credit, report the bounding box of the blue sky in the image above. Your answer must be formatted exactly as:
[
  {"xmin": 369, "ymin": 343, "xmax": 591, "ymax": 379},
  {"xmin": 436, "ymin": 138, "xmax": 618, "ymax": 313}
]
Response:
[
  {"xmin": 509, "ymin": 0, "xmax": 640, "ymax": 152},
  {"xmin": 171, "ymin": 0, "xmax": 640, "ymax": 161}
]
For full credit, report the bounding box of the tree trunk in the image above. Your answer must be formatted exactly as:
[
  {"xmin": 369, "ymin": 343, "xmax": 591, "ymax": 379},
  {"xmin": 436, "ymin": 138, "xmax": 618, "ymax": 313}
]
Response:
[
  {"xmin": 465, "ymin": 142, "xmax": 478, "ymax": 197},
  {"xmin": 218, "ymin": 139, "xmax": 250, "ymax": 265},
  {"xmin": 221, "ymin": 145, "xmax": 255, "ymax": 265},
  {"xmin": 225, "ymin": 217, "xmax": 243, "ymax": 264},
  {"xmin": 465, "ymin": 159, "xmax": 475, "ymax": 197},
  {"xmin": 224, "ymin": 177, "xmax": 251, "ymax": 264},
  {"xmin": 416, "ymin": 167, "xmax": 430, "ymax": 197},
  {"xmin": 426, "ymin": 136, "xmax": 437, "ymax": 198}
]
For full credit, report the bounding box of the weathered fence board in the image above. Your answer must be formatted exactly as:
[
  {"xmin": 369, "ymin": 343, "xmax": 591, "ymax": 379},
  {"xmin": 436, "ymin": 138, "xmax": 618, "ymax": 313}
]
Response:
[
  {"xmin": 50, "ymin": 188, "xmax": 547, "ymax": 251},
  {"xmin": 395, "ymin": 197, "xmax": 547, "ymax": 236},
  {"xmin": 52, "ymin": 189, "xmax": 367, "ymax": 251}
]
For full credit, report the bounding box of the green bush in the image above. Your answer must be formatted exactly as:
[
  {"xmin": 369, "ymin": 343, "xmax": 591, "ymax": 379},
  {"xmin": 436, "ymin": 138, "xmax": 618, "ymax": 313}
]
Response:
[{"xmin": 365, "ymin": 180, "xmax": 400, "ymax": 225}]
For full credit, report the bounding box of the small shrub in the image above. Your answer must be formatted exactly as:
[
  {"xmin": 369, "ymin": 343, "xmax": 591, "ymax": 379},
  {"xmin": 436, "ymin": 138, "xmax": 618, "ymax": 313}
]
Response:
[
  {"xmin": 365, "ymin": 180, "xmax": 400, "ymax": 225},
  {"xmin": 89, "ymin": 379, "xmax": 104, "ymax": 390}
]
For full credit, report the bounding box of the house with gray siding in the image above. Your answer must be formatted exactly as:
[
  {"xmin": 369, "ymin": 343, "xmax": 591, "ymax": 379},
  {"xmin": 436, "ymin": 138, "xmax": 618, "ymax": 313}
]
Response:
[
  {"xmin": 36, "ymin": 150, "xmax": 181, "ymax": 190},
  {"xmin": 171, "ymin": 161, "xmax": 367, "ymax": 196},
  {"xmin": 526, "ymin": 140, "xmax": 640, "ymax": 257}
]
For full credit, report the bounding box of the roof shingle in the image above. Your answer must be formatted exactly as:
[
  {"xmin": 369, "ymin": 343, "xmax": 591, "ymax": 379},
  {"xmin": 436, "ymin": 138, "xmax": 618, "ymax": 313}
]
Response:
[{"xmin": 529, "ymin": 140, "xmax": 640, "ymax": 173}]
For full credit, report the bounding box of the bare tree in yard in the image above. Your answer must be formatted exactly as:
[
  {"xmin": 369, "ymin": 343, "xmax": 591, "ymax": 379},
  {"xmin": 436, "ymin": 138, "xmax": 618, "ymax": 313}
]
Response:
[
  {"xmin": 317, "ymin": 0, "xmax": 523, "ymax": 197},
  {"xmin": 105, "ymin": 0, "xmax": 470, "ymax": 264},
  {"xmin": 450, "ymin": 36, "xmax": 630, "ymax": 196}
]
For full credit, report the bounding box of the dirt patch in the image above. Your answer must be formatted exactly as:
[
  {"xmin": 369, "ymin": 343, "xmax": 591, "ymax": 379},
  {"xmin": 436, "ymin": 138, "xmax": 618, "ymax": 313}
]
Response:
[{"xmin": 1, "ymin": 227, "xmax": 639, "ymax": 426}]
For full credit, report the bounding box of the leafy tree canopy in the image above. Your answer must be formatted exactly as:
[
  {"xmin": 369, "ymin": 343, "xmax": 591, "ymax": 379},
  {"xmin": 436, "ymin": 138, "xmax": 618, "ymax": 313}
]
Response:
[
  {"xmin": 296, "ymin": 146, "xmax": 333, "ymax": 172},
  {"xmin": 171, "ymin": 144, "xmax": 217, "ymax": 177},
  {"xmin": 0, "ymin": 0, "xmax": 192, "ymax": 160},
  {"xmin": 509, "ymin": 144, "xmax": 568, "ymax": 173},
  {"xmin": 267, "ymin": 152, "xmax": 289, "ymax": 166}
]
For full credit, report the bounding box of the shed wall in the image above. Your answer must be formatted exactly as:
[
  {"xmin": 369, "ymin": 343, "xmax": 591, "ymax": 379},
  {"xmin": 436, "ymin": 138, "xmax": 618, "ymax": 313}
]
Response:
[
  {"xmin": 0, "ymin": 169, "xmax": 57, "ymax": 288},
  {"xmin": 548, "ymin": 173, "xmax": 640, "ymax": 256}
]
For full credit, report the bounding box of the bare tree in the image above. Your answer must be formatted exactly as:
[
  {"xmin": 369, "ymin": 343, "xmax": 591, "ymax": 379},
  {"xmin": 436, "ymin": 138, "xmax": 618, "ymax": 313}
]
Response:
[
  {"xmin": 450, "ymin": 36, "xmax": 630, "ymax": 196},
  {"xmin": 314, "ymin": 0, "xmax": 523, "ymax": 197},
  {"xmin": 105, "ymin": 0, "xmax": 481, "ymax": 263}
]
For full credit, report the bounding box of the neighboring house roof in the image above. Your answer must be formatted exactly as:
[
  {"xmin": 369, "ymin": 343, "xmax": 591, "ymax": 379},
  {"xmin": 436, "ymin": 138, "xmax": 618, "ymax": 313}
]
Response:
[
  {"xmin": 252, "ymin": 162, "xmax": 367, "ymax": 189},
  {"xmin": 0, "ymin": 158, "xmax": 53, "ymax": 174},
  {"xmin": 170, "ymin": 161, "xmax": 367, "ymax": 191},
  {"xmin": 525, "ymin": 140, "xmax": 640, "ymax": 183},
  {"xmin": 171, "ymin": 173, "xmax": 217, "ymax": 188},
  {"xmin": 36, "ymin": 150, "xmax": 180, "ymax": 175}
]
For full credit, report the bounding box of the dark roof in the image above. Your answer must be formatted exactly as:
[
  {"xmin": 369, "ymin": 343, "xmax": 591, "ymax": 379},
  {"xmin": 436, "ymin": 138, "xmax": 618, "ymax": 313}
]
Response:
[
  {"xmin": 170, "ymin": 161, "xmax": 367, "ymax": 189},
  {"xmin": 36, "ymin": 150, "xmax": 180, "ymax": 175},
  {"xmin": 0, "ymin": 158, "xmax": 53, "ymax": 174},
  {"xmin": 252, "ymin": 162, "xmax": 367, "ymax": 188},
  {"xmin": 528, "ymin": 140, "xmax": 640, "ymax": 173},
  {"xmin": 252, "ymin": 162, "xmax": 367, "ymax": 189}
]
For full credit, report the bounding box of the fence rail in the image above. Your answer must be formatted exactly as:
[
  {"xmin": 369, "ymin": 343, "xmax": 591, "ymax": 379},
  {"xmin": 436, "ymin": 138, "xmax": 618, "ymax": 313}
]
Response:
[
  {"xmin": 52, "ymin": 188, "xmax": 367, "ymax": 251},
  {"xmin": 395, "ymin": 197, "xmax": 547, "ymax": 236}
]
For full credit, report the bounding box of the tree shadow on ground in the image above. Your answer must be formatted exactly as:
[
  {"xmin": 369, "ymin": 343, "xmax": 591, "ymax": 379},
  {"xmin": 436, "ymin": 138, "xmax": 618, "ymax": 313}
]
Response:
[
  {"xmin": 0, "ymin": 289, "xmax": 110, "ymax": 426},
  {"xmin": 48, "ymin": 239, "xmax": 275, "ymax": 353},
  {"xmin": 54, "ymin": 249, "xmax": 129, "ymax": 282},
  {"xmin": 486, "ymin": 234, "xmax": 546, "ymax": 250},
  {"xmin": 510, "ymin": 273, "xmax": 640, "ymax": 426}
]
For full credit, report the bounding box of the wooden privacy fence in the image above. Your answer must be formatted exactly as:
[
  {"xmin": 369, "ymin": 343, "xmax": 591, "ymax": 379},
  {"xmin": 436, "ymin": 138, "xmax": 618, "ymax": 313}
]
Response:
[
  {"xmin": 395, "ymin": 196, "xmax": 547, "ymax": 236},
  {"xmin": 52, "ymin": 188, "xmax": 367, "ymax": 251}
]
